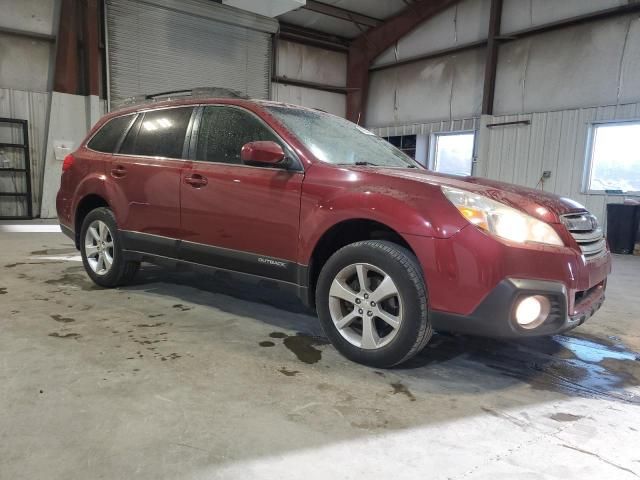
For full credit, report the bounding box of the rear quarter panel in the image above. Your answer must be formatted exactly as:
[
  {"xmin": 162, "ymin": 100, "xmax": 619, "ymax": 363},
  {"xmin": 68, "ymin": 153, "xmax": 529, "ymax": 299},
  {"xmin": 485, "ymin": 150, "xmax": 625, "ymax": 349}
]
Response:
[{"xmin": 58, "ymin": 146, "xmax": 110, "ymax": 229}]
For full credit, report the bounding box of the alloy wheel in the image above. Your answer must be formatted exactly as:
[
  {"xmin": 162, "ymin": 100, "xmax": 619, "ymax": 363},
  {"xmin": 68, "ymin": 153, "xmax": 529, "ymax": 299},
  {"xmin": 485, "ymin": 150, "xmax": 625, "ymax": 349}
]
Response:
[
  {"xmin": 328, "ymin": 262, "xmax": 403, "ymax": 350},
  {"xmin": 84, "ymin": 220, "xmax": 115, "ymax": 276}
]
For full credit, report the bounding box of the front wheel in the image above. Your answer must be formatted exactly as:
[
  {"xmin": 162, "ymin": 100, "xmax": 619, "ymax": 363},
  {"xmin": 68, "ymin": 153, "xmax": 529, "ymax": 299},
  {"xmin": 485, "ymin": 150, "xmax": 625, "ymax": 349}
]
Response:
[
  {"xmin": 80, "ymin": 207, "xmax": 140, "ymax": 288},
  {"xmin": 316, "ymin": 240, "xmax": 432, "ymax": 368}
]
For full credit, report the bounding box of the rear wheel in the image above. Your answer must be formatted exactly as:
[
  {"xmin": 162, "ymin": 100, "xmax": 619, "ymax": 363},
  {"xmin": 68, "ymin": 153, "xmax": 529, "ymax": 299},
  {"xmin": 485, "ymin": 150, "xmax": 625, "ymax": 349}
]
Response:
[
  {"xmin": 316, "ymin": 240, "xmax": 431, "ymax": 368},
  {"xmin": 80, "ymin": 207, "xmax": 140, "ymax": 287}
]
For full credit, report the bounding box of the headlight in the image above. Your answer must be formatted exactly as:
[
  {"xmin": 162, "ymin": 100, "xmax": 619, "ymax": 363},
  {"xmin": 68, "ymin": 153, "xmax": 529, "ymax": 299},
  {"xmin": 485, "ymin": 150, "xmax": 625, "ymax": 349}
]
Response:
[{"xmin": 441, "ymin": 186, "xmax": 564, "ymax": 246}]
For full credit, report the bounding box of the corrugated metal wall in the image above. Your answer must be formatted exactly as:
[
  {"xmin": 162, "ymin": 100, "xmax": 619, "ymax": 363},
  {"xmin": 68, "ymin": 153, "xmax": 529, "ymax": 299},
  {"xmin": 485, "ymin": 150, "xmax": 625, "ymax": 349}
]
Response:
[
  {"xmin": 272, "ymin": 39, "xmax": 347, "ymax": 117},
  {"xmin": 478, "ymin": 102, "xmax": 640, "ymax": 225},
  {"xmin": 0, "ymin": 88, "xmax": 49, "ymax": 217},
  {"xmin": 369, "ymin": 117, "xmax": 479, "ymax": 137}
]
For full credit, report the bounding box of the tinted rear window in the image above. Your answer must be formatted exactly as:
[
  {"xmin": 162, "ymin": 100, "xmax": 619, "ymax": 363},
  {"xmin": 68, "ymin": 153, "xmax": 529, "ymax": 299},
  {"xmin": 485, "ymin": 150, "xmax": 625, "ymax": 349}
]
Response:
[
  {"xmin": 87, "ymin": 114, "xmax": 133, "ymax": 153},
  {"xmin": 119, "ymin": 107, "xmax": 193, "ymax": 158}
]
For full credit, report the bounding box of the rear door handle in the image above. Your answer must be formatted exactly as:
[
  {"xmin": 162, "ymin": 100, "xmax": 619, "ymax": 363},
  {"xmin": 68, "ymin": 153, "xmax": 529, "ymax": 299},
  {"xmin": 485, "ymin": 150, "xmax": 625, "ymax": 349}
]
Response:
[
  {"xmin": 111, "ymin": 165, "xmax": 127, "ymax": 178},
  {"xmin": 184, "ymin": 174, "xmax": 208, "ymax": 188}
]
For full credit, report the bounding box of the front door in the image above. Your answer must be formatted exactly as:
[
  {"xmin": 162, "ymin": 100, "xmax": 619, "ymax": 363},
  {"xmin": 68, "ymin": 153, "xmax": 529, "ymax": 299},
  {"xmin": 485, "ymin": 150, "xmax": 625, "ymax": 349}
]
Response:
[
  {"xmin": 110, "ymin": 106, "xmax": 194, "ymax": 256},
  {"xmin": 179, "ymin": 105, "xmax": 304, "ymax": 282}
]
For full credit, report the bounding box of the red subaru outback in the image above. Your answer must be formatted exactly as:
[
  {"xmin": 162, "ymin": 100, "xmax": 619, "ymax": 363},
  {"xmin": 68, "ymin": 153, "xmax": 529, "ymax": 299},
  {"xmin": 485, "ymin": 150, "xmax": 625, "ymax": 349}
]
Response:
[{"xmin": 57, "ymin": 92, "xmax": 611, "ymax": 367}]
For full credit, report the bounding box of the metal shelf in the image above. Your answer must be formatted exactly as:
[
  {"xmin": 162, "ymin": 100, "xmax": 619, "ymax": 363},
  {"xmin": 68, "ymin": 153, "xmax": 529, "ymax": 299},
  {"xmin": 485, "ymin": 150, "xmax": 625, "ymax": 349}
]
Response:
[
  {"xmin": 0, "ymin": 117, "xmax": 32, "ymax": 219},
  {"xmin": 0, "ymin": 142, "xmax": 27, "ymax": 149}
]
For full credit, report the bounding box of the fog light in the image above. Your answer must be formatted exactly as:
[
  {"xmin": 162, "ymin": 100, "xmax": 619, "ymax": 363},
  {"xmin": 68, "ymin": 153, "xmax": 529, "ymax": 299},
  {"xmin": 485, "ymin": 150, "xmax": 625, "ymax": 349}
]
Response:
[{"xmin": 514, "ymin": 295, "xmax": 551, "ymax": 329}]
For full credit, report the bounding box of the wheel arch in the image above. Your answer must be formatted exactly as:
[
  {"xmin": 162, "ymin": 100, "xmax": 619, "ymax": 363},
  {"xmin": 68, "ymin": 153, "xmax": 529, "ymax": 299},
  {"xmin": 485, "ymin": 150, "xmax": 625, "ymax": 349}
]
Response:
[
  {"xmin": 305, "ymin": 218, "xmax": 418, "ymax": 309},
  {"xmin": 74, "ymin": 194, "xmax": 111, "ymax": 248}
]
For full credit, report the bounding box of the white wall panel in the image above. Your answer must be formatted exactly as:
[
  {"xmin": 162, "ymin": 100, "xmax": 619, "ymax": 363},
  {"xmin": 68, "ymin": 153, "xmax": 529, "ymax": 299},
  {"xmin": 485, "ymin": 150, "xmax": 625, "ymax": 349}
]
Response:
[
  {"xmin": 276, "ymin": 40, "xmax": 347, "ymax": 87},
  {"xmin": 367, "ymin": 49, "xmax": 485, "ymax": 127},
  {"xmin": 374, "ymin": 0, "xmax": 490, "ymax": 67},
  {"xmin": 0, "ymin": 34, "xmax": 53, "ymax": 93},
  {"xmin": 271, "ymin": 83, "xmax": 346, "ymax": 117},
  {"xmin": 494, "ymin": 15, "xmax": 640, "ymax": 115},
  {"xmin": 40, "ymin": 93, "xmax": 106, "ymax": 219},
  {"xmin": 0, "ymin": 0, "xmax": 58, "ymax": 35},
  {"xmin": 477, "ymin": 102, "xmax": 640, "ymax": 226},
  {"xmin": 501, "ymin": 0, "xmax": 627, "ymax": 34}
]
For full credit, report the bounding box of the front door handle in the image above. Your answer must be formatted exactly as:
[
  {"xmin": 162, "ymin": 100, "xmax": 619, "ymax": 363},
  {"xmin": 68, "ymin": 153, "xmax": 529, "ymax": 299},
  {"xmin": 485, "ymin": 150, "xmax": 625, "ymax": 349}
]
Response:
[
  {"xmin": 184, "ymin": 174, "xmax": 208, "ymax": 188},
  {"xmin": 111, "ymin": 165, "xmax": 126, "ymax": 178}
]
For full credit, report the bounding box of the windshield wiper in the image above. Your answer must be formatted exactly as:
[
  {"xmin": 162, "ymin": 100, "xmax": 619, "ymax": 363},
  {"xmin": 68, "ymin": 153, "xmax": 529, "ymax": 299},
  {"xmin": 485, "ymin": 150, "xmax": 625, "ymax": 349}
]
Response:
[{"xmin": 353, "ymin": 161, "xmax": 377, "ymax": 166}]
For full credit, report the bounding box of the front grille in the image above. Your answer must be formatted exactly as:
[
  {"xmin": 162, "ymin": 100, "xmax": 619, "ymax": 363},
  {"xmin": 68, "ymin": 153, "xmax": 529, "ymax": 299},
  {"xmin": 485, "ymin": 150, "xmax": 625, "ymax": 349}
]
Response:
[{"xmin": 561, "ymin": 212, "xmax": 607, "ymax": 260}]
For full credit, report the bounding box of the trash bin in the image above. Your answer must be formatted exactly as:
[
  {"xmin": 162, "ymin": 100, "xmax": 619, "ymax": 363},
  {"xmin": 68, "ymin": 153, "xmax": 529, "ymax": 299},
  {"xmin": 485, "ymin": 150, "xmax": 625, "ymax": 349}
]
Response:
[{"xmin": 606, "ymin": 204, "xmax": 640, "ymax": 254}]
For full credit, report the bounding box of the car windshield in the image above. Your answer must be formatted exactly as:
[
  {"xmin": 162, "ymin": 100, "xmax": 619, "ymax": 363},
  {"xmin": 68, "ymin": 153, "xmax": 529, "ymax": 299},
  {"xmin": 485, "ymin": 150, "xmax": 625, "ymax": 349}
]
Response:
[{"xmin": 265, "ymin": 105, "xmax": 420, "ymax": 168}]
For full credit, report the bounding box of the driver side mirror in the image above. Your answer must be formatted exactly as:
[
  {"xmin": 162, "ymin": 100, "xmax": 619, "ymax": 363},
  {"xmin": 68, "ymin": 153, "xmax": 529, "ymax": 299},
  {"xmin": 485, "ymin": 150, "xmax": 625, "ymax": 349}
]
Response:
[{"xmin": 241, "ymin": 141, "xmax": 285, "ymax": 166}]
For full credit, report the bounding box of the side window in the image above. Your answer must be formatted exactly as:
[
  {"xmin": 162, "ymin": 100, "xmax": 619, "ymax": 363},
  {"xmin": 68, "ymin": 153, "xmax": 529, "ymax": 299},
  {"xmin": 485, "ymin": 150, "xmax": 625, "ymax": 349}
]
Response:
[
  {"xmin": 87, "ymin": 114, "xmax": 134, "ymax": 153},
  {"xmin": 119, "ymin": 107, "xmax": 193, "ymax": 158},
  {"xmin": 195, "ymin": 106, "xmax": 282, "ymax": 165}
]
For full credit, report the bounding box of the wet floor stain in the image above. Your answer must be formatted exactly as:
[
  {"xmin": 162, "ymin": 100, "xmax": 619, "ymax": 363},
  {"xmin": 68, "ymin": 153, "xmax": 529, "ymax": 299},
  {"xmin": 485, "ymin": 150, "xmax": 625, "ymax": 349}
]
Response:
[
  {"xmin": 390, "ymin": 382, "xmax": 416, "ymax": 401},
  {"xmin": 283, "ymin": 334, "xmax": 329, "ymax": 364},
  {"xmin": 148, "ymin": 314, "xmax": 165, "ymax": 318},
  {"xmin": 260, "ymin": 332, "xmax": 329, "ymax": 364},
  {"xmin": 413, "ymin": 332, "xmax": 640, "ymax": 405},
  {"xmin": 31, "ymin": 247, "xmax": 77, "ymax": 255},
  {"xmin": 0, "ymin": 287, "xmax": 6, "ymax": 294},
  {"xmin": 136, "ymin": 322, "xmax": 166, "ymax": 328},
  {"xmin": 160, "ymin": 353, "xmax": 181, "ymax": 361},
  {"xmin": 278, "ymin": 367, "xmax": 300, "ymax": 376},
  {"xmin": 50, "ymin": 314, "xmax": 74, "ymax": 323},
  {"xmin": 45, "ymin": 273, "xmax": 100, "ymax": 291},
  {"xmin": 6, "ymin": 261, "xmax": 65, "ymax": 268},
  {"xmin": 550, "ymin": 412, "xmax": 584, "ymax": 422},
  {"xmin": 172, "ymin": 304, "xmax": 191, "ymax": 311},
  {"xmin": 48, "ymin": 332, "xmax": 81, "ymax": 339}
]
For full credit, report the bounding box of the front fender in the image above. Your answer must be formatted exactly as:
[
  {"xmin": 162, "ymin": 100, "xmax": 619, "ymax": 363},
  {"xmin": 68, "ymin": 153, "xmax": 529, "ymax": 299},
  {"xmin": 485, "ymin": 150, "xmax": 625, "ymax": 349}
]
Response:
[{"xmin": 298, "ymin": 167, "xmax": 468, "ymax": 264}]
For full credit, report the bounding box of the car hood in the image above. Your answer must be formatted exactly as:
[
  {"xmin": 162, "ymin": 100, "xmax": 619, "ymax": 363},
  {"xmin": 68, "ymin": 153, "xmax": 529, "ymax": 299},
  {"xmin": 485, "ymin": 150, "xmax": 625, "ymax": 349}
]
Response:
[{"xmin": 373, "ymin": 168, "xmax": 587, "ymax": 223}]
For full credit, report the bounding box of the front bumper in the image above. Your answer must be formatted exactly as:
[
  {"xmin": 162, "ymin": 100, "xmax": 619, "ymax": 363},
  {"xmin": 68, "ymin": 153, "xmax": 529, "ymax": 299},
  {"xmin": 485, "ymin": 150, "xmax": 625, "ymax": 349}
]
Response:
[{"xmin": 430, "ymin": 277, "xmax": 606, "ymax": 338}]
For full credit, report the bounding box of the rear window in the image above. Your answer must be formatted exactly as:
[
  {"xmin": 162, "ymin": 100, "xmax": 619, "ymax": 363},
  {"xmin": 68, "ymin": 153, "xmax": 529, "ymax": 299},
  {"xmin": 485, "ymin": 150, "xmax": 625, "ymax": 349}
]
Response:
[
  {"xmin": 87, "ymin": 114, "xmax": 134, "ymax": 153},
  {"xmin": 119, "ymin": 107, "xmax": 194, "ymax": 159}
]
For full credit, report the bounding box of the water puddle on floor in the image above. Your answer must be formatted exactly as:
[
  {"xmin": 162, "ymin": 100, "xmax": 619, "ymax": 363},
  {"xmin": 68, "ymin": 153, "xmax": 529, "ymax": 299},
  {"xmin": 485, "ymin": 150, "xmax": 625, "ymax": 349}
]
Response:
[{"xmin": 412, "ymin": 332, "xmax": 640, "ymax": 404}]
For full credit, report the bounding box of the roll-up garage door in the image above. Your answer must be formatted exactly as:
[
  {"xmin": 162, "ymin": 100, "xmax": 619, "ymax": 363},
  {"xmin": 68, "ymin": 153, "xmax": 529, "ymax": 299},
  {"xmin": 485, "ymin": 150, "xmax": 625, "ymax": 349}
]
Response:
[{"xmin": 105, "ymin": 0, "xmax": 278, "ymax": 108}]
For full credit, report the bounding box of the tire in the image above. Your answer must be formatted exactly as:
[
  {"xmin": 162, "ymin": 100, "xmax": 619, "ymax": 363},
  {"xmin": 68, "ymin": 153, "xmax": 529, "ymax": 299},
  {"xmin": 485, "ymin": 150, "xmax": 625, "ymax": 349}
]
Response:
[
  {"xmin": 315, "ymin": 240, "xmax": 432, "ymax": 368},
  {"xmin": 79, "ymin": 207, "xmax": 140, "ymax": 288}
]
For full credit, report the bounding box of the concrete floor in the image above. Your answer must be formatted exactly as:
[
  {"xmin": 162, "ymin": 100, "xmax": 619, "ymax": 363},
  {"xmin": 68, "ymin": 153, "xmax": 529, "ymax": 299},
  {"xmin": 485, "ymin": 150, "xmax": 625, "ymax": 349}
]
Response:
[{"xmin": 1, "ymin": 223, "xmax": 639, "ymax": 480}]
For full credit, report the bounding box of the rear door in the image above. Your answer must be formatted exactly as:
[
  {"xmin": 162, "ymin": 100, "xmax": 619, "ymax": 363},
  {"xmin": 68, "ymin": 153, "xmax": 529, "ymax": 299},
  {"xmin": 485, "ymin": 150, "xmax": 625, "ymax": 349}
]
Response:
[
  {"xmin": 109, "ymin": 106, "xmax": 195, "ymax": 257},
  {"xmin": 179, "ymin": 105, "xmax": 304, "ymax": 282}
]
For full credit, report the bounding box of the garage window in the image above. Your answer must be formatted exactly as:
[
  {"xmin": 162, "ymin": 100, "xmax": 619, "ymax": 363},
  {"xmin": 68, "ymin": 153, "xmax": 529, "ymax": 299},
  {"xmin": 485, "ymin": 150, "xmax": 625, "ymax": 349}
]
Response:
[
  {"xmin": 382, "ymin": 135, "xmax": 417, "ymax": 159},
  {"xmin": 586, "ymin": 121, "xmax": 640, "ymax": 194},
  {"xmin": 430, "ymin": 132, "xmax": 475, "ymax": 176}
]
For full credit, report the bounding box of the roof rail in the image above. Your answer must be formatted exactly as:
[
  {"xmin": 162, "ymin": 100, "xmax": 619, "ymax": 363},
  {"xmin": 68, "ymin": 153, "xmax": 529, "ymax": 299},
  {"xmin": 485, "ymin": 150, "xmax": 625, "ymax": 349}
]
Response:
[{"xmin": 113, "ymin": 87, "xmax": 249, "ymax": 109}]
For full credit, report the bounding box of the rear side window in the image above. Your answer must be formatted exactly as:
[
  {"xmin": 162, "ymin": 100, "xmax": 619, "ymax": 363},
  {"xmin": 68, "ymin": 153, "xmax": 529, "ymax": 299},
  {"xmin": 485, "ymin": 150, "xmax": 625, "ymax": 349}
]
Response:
[
  {"xmin": 87, "ymin": 114, "xmax": 133, "ymax": 153},
  {"xmin": 120, "ymin": 107, "xmax": 194, "ymax": 158}
]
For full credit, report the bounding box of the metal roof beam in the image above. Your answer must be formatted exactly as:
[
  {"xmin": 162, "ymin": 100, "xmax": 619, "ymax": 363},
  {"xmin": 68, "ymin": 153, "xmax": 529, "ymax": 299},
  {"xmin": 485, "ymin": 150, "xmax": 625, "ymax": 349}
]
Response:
[
  {"xmin": 278, "ymin": 21, "xmax": 351, "ymax": 52},
  {"xmin": 302, "ymin": 1, "xmax": 381, "ymax": 29},
  {"xmin": 346, "ymin": 0, "xmax": 460, "ymax": 122}
]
